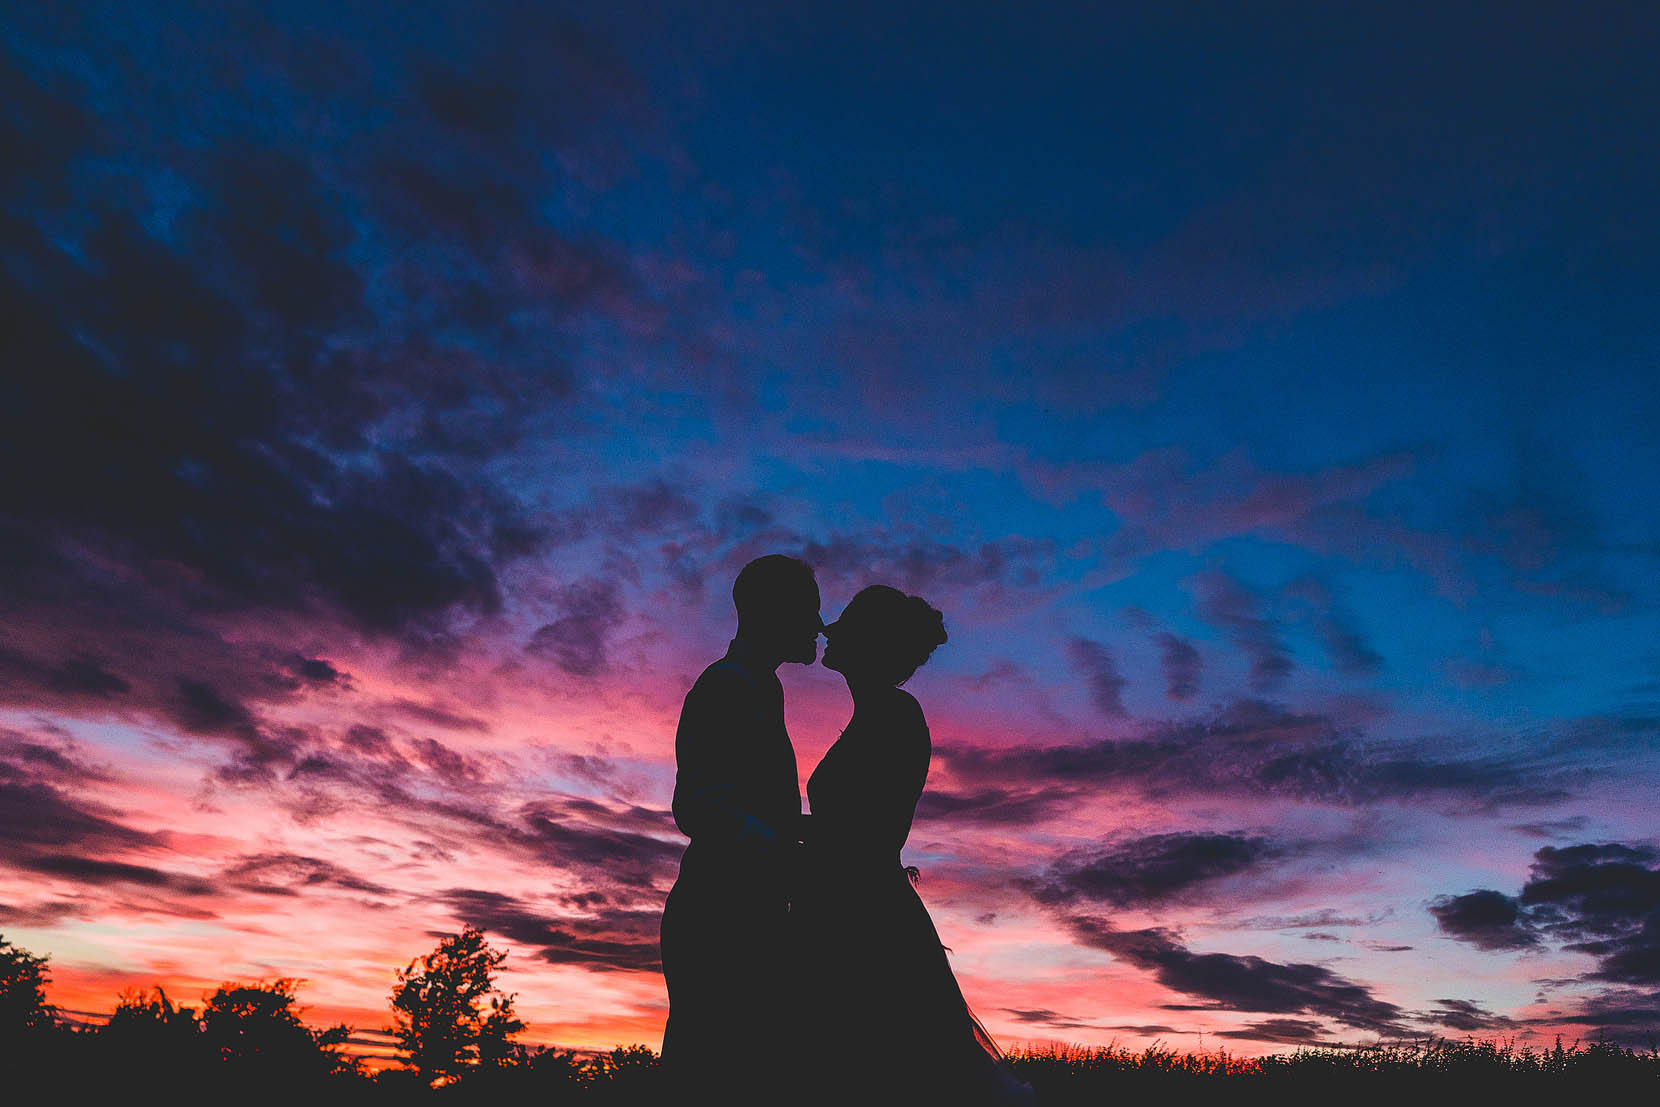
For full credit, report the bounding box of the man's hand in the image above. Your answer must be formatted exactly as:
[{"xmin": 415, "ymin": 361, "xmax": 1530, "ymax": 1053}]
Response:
[{"xmin": 735, "ymin": 813, "xmax": 779, "ymax": 846}]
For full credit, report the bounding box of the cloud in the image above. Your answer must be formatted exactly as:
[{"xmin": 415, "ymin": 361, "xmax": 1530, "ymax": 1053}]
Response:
[
  {"xmin": 221, "ymin": 852, "xmax": 392, "ymax": 897},
  {"xmin": 999, "ymin": 1007, "xmax": 1168, "ymax": 1033},
  {"xmin": 1063, "ymin": 917, "xmax": 1407, "ymax": 1036},
  {"xmin": 1191, "ymin": 570, "xmax": 1293, "ymax": 692},
  {"xmin": 938, "ymin": 699, "xmax": 1568, "ymax": 811},
  {"xmin": 0, "ymin": 8, "xmax": 673, "ymax": 750},
  {"xmin": 1026, "ymin": 446, "xmax": 1416, "ymax": 563},
  {"xmin": 1531, "ymin": 989, "xmax": 1660, "ymax": 1046},
  {"xmin": 912, "ymin": 785, "xmax": 1074, "ymax": 827},
  {"xmin": 1430, "ymin": 842, "xmax": 1660, "ymax": 985},
  {"xmin": 1066, "ymin": 637, "xmax": 1128, "ymax": 717},
  {"xmin": 1423, "ymin": 998, "xmax": 1513, "ymax": 1032},
  {"xmin": 391, "ymin": 700, "xmax": 491, "ymax": 733},
  {"xmin": 1212, "ymin": 1018, "xmax": 1329, "ymax": 1044},
  {"xmin": 1028, "ymin": 832, "xmax": 1280, "ymax": 908},
  {"xmin": 442, "ymin": 888, "xmax": 662, "ymax": 973},
  {"xmin": 1283, "ymin": 575, "xmax": 1383, "ymax": 677},
  {"xmin": 1510, "ymin": 816, "xmax": 1589, "ymax": 839},
  {"xmin": 528, "ymin": 579, "xmax": 626, "ymax": 677},
  {"xmin": 1526, "ymin": 843, "xmax": 1660, "ymax": 985},
  {"xmin": 1430, "ymin": 890, "xmax": 1540, "ymax": 951},
  {"xmin": 0, "ymin": 769, "xmax": 156, "ymax": 857},
  {"xmin": 512, "ymin": 799, "xmax": 682, "ymax": 890},
  {"xmin": 1237, "ymin": 908, "xmax": 1389, "ymax": 931},
  {"xmin": 14, "ymin": 854, "xmax": 217, "ymax": 897},
  {"xmin": 1158, "ymin": 633, "xmax": 1203, "ymax": 701},
  {"xmin": 1002, "ymin": 1007, "xmax": 1097, "ymax": 1030}
]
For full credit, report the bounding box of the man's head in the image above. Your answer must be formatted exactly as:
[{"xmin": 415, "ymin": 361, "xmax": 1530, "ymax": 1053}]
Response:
[{"xmin": 733, "ymin": 554, "xmax": 822, "ymax": 665}]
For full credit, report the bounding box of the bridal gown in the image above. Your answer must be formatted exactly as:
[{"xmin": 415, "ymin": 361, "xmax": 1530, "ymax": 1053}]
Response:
[{"xmin": 794, "ymin": 687, "xmax": 1034, "ymax": 1105}]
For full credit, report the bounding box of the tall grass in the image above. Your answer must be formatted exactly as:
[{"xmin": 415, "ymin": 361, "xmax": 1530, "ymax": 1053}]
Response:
[{"xmin": 1006, "ymin": 1036, "xmax": 1660, "ymax": 1103}]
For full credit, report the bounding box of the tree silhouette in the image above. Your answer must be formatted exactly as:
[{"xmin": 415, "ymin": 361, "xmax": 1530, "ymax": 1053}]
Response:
[
  {"xmin": 0, "ymin": 934, "xmax": 56, "ymax": 1034},
  {"xmin": 102, "ymin": 986, "xmax": 201, "ymax": 1067},
  {"xmin": 198, "ymin": 978, "xmax": 354, "ymax": 1078},
  {"xmin": 389, "ymin": 925, "xmax": 524, "ymax": 1084}
]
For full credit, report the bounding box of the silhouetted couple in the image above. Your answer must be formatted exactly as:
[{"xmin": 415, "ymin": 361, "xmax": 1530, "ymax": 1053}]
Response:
[{"xmin": 659, "ymin": 555, "xmax": 1034, "ymax": 1105}]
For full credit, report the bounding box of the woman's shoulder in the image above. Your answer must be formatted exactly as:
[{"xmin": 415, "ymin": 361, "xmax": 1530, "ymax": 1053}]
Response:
[{"xmin": 883, "ymin": 688, "xmax": 930, "ymax": 742}]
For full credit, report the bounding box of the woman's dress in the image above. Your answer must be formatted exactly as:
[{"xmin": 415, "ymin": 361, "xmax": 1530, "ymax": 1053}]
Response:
[{"xmin": 795, "ymin": 687, "xmax": 1034, "ymax": 1104}]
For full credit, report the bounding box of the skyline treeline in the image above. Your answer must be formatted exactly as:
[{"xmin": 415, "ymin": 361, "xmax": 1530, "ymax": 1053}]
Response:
[{"xmin": 4, "ymin": 932, "xmax": 1658, "ymax": 1103}]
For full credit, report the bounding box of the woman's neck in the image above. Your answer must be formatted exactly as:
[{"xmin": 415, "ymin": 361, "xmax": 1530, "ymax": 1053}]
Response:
[{"xmin": 846, "ymin": 676, "xmax": 890, "ymax": 708}]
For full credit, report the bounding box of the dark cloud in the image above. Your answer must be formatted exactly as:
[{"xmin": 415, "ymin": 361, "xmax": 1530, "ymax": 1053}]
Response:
[
  {"xmin": 606, "ymin": 480, "xmax": 701, "ymax": 539},
  {"xmin": 1525, "ymin": 843, "xmax": 1660, "ymax": 985},
  {"xmin": 0, "ymin": 774, "xmax": 156, "ymax": 856},
  {"xmin": 1531, "ymin": 989, "xmax": 1660, "ymax": 1046},
  {"xmin": 0, "ymin": 7, "xmax": 670, "ymax": 751},
  {"xmin": 1000, "ymin": 1008, "xmax": 1151, "ymax": 1032},
  {"xmin": 1316, "ymin": 613, "xmax": 1384, "ymax": 678},
  {"xmin": 442, "ymin": 888, "xmax": 661, "ymax": 973},
  {"xmin": 528, "ymin": 579, "xmax": 626, "ymax": 676},
  {"xmin": 16, "ymin": 854, "xmax": 216, "ymax": 897},
  {"xmin": 1213, "ymin": 1018, "xmax": 1328, "ymax": 1044},
  {"xmin": 392, "ymin": 700, "xmax": 491, "ymax": 733},
  {"xmin": 1423, "ymin": 998, "xmax": 1513, "ymax": 1032},
  {"xmin": 1192, "ymin": 570, "xmax": 1293, "ymax": 692},
  {"xmin": 288, "ymin": 656, "xmax": 345, "ymax": 686},
  {"xmin": 1066, "ymin": 637, "xmax": 1128, "ymax": 717},
  {"xmin": 342, "ymin": 725, "xmax": 404, "ymax": 763},
  {"xmin": 1064, "ymin": 916, "xmax": 1407, "ymax": 1035},
  {"xmin": 1431, "ymin": 842, "xmax": 1660, "ymax": 986},
  {"xmin": 938, "ymin": 699, "xmax": 1568, "ymax": 811},
  {"xmin": 1158, "ymin": 633, "xmax": 1202, "ymax": 701},
  {"xmin": 167, "ymin": 678, "xmax": 261, "ymax": 739},
  {"xmin": 0, "ymin": 742, "xmax": 214, "ymax": 901},
  {"xmin": 1028, "ymin": 832, "xmax": 1279, "ymax": 908},
  {"xmin": 912, "ymin": 785, "xmax": 1074, "ymax": 827},
  {"xmin": 1429, "ymin": 890, "xmax": 1540, "ymax": 951},
  {"xmin": 510, "ymin": 799, "xmax": 682, "ymax": 890},
  {"xmin": 1510, "ymin": 816, "xmax": 1589, "ymax": 839},
  {"xmin": 221, "ymin": 852, "xmax": 391, "ymax": 897},
  {"xmin": 1284, "ymin": 575, "xmax": 1383, "ymax": 677},
  {"xmin": 0, "ymin": 899, "xmax": 85, "ymax": 928}
]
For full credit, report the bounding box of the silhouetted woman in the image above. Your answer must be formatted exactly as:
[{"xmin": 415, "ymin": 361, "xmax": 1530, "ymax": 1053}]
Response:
[{"xmin": 795, "ymin": 585, "xmax": 1035, "ymax": 1104}]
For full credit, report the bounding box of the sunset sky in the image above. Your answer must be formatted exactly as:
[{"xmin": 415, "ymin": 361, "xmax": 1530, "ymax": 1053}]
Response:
[{"xmin": 3, "ymin": 2, "xmax": 1658, "ymax": 1057}]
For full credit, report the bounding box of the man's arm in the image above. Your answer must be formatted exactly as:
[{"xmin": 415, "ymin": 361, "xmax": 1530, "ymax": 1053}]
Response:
[{"xmin": 671, "ymin": 666, "xmax": 780, "ymax": 845}]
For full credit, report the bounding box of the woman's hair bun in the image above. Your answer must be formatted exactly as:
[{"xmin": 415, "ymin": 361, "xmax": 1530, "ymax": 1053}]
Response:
[{"xmin": 852, "ymin": 585, "xmax": 947, "ymax": 684}]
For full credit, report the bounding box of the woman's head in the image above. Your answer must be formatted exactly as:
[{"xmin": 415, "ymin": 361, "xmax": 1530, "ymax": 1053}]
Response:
[{"xmin": 822, "ymin": 585, "xmax": 947, "ymax": 686}]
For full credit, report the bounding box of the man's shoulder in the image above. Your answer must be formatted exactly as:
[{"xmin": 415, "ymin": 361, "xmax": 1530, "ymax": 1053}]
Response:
[{"xmin": 686, "ymin": 655, "xmax": 765, "ymax": 701}]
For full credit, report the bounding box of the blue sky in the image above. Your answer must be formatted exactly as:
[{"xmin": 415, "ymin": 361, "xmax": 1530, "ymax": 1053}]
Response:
[{"xmin": 2, "ymin": 0, "xmax": 1658, "ymax": 1053}]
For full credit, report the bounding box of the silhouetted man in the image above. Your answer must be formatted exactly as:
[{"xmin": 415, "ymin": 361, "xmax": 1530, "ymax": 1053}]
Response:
[{"xmin": 659, "ymin": 554, "xmax": 821, "ymax": 1102}]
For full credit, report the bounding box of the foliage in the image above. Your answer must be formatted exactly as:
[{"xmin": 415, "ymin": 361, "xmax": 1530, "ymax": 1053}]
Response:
[
  {"xmin": 199, "ymin": 977, "xmax": 356, "ymax": 1077},
  {"xmin": 389, "ymin": 925, "xmax": 523, "ymax": 1084},
  {"xmin": 101, "ymin": 986, "xmax": 202, "ymax": 1068},
  {"xmin": 0, "ymin": 933, "xmax": 57, "ymax": 1034}
]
